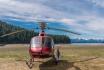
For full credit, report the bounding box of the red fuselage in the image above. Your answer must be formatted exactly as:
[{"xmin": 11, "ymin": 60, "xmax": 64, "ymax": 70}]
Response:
[{"xmin": 29, "ymin": 36, "xmax": 54, "ymax": 58}]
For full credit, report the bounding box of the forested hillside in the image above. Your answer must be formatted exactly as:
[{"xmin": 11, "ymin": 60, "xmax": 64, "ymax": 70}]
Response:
[{"xmin": 0, "ymin": 20, "xmax": 70, "ymax": 44}]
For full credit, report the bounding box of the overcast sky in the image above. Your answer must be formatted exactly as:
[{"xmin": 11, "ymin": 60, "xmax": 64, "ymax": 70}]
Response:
[{"xmin": 0, "ymin": 0, "xmax": 104, "ymax": 39}]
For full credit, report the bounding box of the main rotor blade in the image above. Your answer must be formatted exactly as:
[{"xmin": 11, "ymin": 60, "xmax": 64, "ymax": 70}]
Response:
[
  {"xmin": 0, "ymin": 30, "xmax": 25, "ymax": 38},
  {"xmin": 47, "ymin": 27, "xmax": 81, "ymax": 35}
]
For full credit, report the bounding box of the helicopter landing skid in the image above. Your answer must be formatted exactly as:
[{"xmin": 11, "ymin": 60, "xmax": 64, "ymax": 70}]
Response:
[
  {"xmin": 26, "ymin": 58, "xmax": 34, "ymax": 69},
  {"xmin": 25, "ymin": 58, "xmax": 45, "ymax": 69}
]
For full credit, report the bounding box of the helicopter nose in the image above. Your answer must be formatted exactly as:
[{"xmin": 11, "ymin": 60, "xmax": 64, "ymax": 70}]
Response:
[{"xmin": 30, "ymin": 47, "xmax": 42, "ymax": 52}]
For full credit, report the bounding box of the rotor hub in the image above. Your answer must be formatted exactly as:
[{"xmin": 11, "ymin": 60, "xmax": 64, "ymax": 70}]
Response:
[{"xmin": 39, "ymin": 22, "xmax": 46, "ymax": 31}]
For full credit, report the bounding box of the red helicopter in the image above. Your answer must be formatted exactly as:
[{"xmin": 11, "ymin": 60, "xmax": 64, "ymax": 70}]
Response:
[{"xmin": 0, "ymin": 22, "xmax": 80, "ymax": 69}]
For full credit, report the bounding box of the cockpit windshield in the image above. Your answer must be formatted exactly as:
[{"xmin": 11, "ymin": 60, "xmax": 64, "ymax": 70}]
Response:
[
  {"xmin": 31, "ymin": 36, "xmax": 53, "ymax": 48},
  {"xmin": 31, "ymin": 37, "xmax": 41, "ymax": 47}
]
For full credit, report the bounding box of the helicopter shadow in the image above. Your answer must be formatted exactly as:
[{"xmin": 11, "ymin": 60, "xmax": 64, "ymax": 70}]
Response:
[
  {"xmin": 39, "ymin": 59, "xmax": 81, "ymax": 70},
  {"xmin": 39, "ymin": 57, "xmax": 99, "ymax": 70}
]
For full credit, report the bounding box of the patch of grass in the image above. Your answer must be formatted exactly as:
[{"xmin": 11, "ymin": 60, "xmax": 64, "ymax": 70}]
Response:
[
  {"xmin": 0, "ymin": 45, "xmax": 29, "ymax": 60},
  {"xmin": 60, "ymin": 45, "xmax": 104, "ymax": 61},
  {"xmin": 0, "ymin": 44, "xmax": 104, "ymax": 60}
]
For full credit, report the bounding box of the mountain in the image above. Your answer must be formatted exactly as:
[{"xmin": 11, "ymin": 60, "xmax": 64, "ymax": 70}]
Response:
[
  {"xmin": 71, "ymin": 39, "xmax": 104, "ymax": 43},
  {"xmin": 0, "ymin": 20, "xmax": 70, "ymax": 44}
]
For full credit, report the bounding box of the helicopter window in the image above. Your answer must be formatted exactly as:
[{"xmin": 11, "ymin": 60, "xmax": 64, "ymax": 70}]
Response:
[
  {"xmin": 31, "ymin": 37, "xmax": 42, "ymax": 47},
  {"xmin": 30, "ymin": 37, "xmax": 53, "ymax": 48},
  {"xmin": 33, "ymin": 38, "xmax": 41, "ymax": 44},
  {"xmin": 42, "ymin": 37, "xmax": 52, "ymax": 48}
]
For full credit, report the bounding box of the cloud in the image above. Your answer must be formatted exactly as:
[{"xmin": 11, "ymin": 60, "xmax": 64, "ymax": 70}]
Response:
[
  {"xmin": 85, "ymin": 18, "xmax": 104, "ymax": 32},
  {"xmin": 87, "ymin": 0, "xmax": 104, "ymax": 7},
  {"xmin": 0, "ymin": 0, "xmax": 70, "ymax": 22},
  {"xmin": 0, "ymin": 0, "xmax": 104, "ymax": 39}
]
